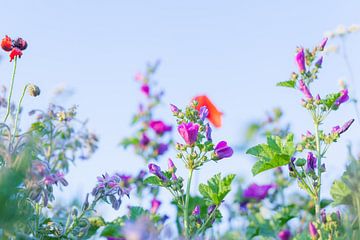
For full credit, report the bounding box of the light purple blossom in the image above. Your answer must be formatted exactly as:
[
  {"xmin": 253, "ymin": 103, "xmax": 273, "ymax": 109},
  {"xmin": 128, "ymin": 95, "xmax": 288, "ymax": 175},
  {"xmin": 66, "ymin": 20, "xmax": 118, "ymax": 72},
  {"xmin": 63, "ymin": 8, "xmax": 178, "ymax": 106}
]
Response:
[
  {"xmin": 214, "ymin": 141, "xmax": 233, "ymax": 160},
  {"xmin": 278, "ymin": 229, "xmax": 292, "ymax": 240},
  {"xmin": 298, "ymin": 79, "xmax": 313, "ymax": 100},
  {"xmin": 319, "ymin": 37, "xmax": 328, "ymax": 50},
  {"xmin": 295, "ymin": 48, "xmax": 306, "ymax": 73},
  {"xmin": 335, "ymin": 89, "xmax": 349, "ymax": 106},
  {"xmin": 177, "ymin": 122, "xmax": 199, "ymax": 145},
  {"xmin": 192, "ymin": 205, "xmax": 200, "ymax": 216},
  {"xmin": 306, "ymin": 152, "xmax": 317, "ymax": 172},
  {"xmin": 243, "ymin": 183, "xmax": 275, "ymax": 201},
  {"xmin": 199, "ymin": 106, "xmax": 209, "ymax": 121},
  {"xmin": 170, "ymin": 104, "xmax": 179, "ymax": 114},
  {"xmin": 309, "ymin": 222, "xmax": 318, "ymax": 238},
  {"xmin": 149, "ymin": 120, "xmax": 172, "ymax": 135},
  {"xmin": 315, "ymin": 56, "xmax": 323, "ymax": 68},
  {"xmin": 148, "ymin": 163, "xmax": 167, "ymax": 182}
]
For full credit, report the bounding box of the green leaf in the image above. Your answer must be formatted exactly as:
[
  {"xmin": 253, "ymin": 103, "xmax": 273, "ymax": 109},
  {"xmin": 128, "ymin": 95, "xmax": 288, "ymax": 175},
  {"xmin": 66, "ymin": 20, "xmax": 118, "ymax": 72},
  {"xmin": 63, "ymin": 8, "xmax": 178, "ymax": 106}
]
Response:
[
  {"xmin": 129, "ymin": 206, "xmax": 148, "ymax": 221},
  {"xmin": 322, "ymin": 92, "xmax": 341, "ymax": 109},
  {"xmin": 143, "ymin": 176, "xmax": 162, "ymax": 186},
  {"xmin": 246, "ymin": 134, "xmax": 296, "ymax": 176},
  {"xmin": 276, "ymin": 80, "xmax": 296, "ymax": 88},
  {"xmin": 199, "ymin": 173, "xmax": 235, "ymax": 205},
  {"xmin": 330, "ymin": 180, "xmax": 352, "ymax": 206}
]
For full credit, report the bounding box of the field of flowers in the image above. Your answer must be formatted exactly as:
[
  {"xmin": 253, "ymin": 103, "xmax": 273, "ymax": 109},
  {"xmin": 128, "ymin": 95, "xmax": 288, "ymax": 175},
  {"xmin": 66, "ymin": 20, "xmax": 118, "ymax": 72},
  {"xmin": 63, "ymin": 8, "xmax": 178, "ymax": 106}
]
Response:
[{"xmin": 1, "ymin": 17, "xmax": 360, "ymax": 240}]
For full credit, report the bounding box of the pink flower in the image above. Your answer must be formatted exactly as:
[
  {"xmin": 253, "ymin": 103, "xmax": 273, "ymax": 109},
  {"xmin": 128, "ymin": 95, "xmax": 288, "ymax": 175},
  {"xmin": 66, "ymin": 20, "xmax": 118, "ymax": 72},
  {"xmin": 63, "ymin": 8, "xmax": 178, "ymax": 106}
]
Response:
[
  {"xmin": 134, "ymin": 72, "xmax": 144, "ymax": 81},
  {"xmin": 298, "ymin": 80, "xmax": 313, "ymax": 100},
  {"xmin": 177, "ymin": 122, "xmax": 199, "ymax": 145},
  {"xmin": 149, "ymin": 120, "xmax": 172, "ymax": 135},
  {"xmin": 141, "ymin": 84, "xmax": 150, "ymax": 96},
  {"xmin": 9, "ymin": 48, "xmax": 22, "ymax": 62},
  {"xmin": 295, "ymin": 48, "xmax": 306, "ymax": 73},
  {"xmin": 335, "ymin": 89, "xmax": 349, "ymax": 106},
  {"xmin": 150, "ymin": 198, "xmax": 161, "ymax": 214},
  {"xmin": 243, "ymin": 183, "xmax": 275, "ymax": 201}
]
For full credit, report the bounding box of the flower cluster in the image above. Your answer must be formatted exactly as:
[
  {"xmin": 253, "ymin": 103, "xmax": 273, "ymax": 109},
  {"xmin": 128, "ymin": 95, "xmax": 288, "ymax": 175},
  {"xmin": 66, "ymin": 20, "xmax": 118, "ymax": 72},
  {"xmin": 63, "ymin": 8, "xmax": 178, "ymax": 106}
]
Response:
[{"xmin": 1, "ymin": 35, "xmax": 28, "ymax": 61}]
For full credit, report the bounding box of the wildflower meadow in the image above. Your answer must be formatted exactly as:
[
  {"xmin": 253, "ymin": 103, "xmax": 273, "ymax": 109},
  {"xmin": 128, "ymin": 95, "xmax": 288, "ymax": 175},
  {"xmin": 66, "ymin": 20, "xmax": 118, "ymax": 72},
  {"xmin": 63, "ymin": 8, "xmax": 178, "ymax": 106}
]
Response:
[{"xmin": 1, "ymin": 1, "xmax": 360, "ymax": 240}]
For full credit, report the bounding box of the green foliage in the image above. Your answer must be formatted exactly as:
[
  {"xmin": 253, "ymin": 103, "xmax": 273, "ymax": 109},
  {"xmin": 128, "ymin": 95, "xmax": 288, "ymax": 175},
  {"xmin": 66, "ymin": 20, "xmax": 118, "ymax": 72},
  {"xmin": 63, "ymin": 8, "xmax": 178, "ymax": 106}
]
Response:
[
  {"xmin": 331, "ymin": 180, "xmax": 352, "ymax": 206},
  {"xmin": 276, "ymin": 80, "xmax": 296, "ymax": 88},
  {"xmin": 199, "ymin": 173, "xmax": 235, "ymax": 205},
  {"xmin": 246, "ymin": 134, "xmax": 296, "ymax": 176}
]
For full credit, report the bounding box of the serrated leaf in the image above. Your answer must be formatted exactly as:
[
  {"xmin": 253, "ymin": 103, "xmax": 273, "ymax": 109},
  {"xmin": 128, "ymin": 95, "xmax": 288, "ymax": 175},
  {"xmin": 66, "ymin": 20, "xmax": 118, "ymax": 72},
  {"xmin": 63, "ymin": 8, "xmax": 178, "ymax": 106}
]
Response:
[
  {"xmin": 129, "ymin": 206, "xmax": 148, "ymax": 221},
  {"xmin": 199, "ymin": 173, "xmax": 235, "ymax": 205},
  {"xmin": 143, "ymin": 176, "xmax": 162, "ymax": 186},
  {"xmin": 330, "ymin": 180, "xmax": 352, "ymax": 206},
  {"xmin": 276, "ymin": 80, "xmax": 296, "ymax": 88}
]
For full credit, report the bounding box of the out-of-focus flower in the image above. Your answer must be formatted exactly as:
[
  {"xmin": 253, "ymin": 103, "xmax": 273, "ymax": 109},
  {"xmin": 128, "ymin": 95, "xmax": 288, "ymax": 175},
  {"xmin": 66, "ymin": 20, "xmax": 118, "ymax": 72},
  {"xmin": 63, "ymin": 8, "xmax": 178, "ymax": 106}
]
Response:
[
  {"xmin": 14, "ymin": 37, "xmax": 28, "ymax": 50},
  {"xmin": 170, "ymin": 104, "xmax": 179, "ymax": 114},
  {"xmin": 134, "ymin": 72, "xmax": 144, "ymax": 82},
  {"xmin": 335, "ymin": 25, "xmax": 347, "ymax": 36},
  {"xmin": 332, "ymin": 119, "xmax": 354, "ymax": 135},
  {"xmin": 168, "ymin": 158, "xmax": 176, "ymax": 173},
  {"xmin": 121, "ymin": 216, "xmax": 159, "ymax": 240},
  {"xmin": 295, "ymin": 48, "xmax": 306, "ymax": 73},
  {"xmin": 28, "ymin": 84, "xmax": 41, "ymax": 97},
  {"xmin": 141, "ymin": 84, "xmax": 150, "ymax": 96},
  {"xmin": 151, "ymin": 198, "xmax": 161, "ymax": 213},
  {"xmin": 308, "ymin": 222, "xmax": 318, "ymax": 238},
  {"xmin": 1, "ymin": 35, "xmax": 13, "ymax": 51},
  {"xmin": 213, "ymin": 141, "xmax": 233, "ymax": 160},
  {"xmin": 306, "ymin": 152, "xmax": 317, "ymax": 172},
  {"xmin": 243, "ymin": 183, "xmax": 275, "ymax": 201},
  {"xmin": 335, "ymin": 89, "xmax": 349, "ymax": 106},
  {"xmin": 193, "ymin": 95, "xmax": 222, "ymax": 128},
  {"xmin": 299, "ymin": 80, "xmax": 313, "ymax": 100},
  {"xmin": 9, "ymin": 48, "xmax": 22, "ymax": 62},
  {"xmin": 155, "ymin": 143, "xmax": 168, "ymax": 156},
  {"xmin": 207, "ymin": 204, "xmax": 216, "ymax": 215},
  {"xmin": 319, "ymin": 37, "xmax": 328, "ymax": 50},
  {"xmin": 178, "ymin": 122, "xmax": 199, "ymax": 145},
  {"xmin": 278, "ymin": 229, "xmax": 292, "ymax": 240},
  {"xmin": 192, "ymin": 205, "xmax": 200, "ymax": 216},
  {"xmin": 315, "ymin": 56, "xmax": 323, "ymax": 68},
  {"xmin": 149, "ymin": 120, "xmax": 172, "ymax": 135},
  {"xmin": 148, "ymin": 163, "xmax": 167, "ymax": 182},
  {"xmin": 199, "ymin": 106, "xmax": 209, "ymax": 121},
  {"xmin": 205, "ymin": 123, "xmax": 212, "ymax": 141},
  {"xmin": 321, "ymin": 209, "xmax": 327, "ymax": 223},
  {"xmin": 139, "ymin": 133, "xmax": 150, "ymax": 148},
  {"xmin": 348, "ymin": 24, "xmax": 360, "ymax": 33}
]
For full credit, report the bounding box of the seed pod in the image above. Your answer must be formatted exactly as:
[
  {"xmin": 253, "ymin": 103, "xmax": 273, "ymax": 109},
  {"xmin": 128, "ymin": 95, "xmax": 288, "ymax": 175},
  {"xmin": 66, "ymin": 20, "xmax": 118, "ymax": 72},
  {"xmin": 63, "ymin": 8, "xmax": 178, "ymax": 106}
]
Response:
[{"xmin": 28, "ymin": 84, "xmax": 41, "ymax": 97}]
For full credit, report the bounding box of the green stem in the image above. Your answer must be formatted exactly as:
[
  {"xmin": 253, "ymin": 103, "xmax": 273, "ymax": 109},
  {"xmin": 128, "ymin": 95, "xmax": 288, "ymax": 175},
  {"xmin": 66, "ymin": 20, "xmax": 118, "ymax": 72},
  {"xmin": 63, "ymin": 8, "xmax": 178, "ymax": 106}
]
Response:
[
  {"xmin": 196, "ymin": 205, "xmax": 219, "ymax": 235},
  {"xmin": 12, "ymin": 84, "xmax": 29, "ymax": 140},
  {"xmin": 34, "ymin": 203, "xmax": 41, "ymax": 237},
  {"xmin": 3, "ymin": 57, "xmax": 18, "ymax": 123},
  {"xmin": 314, "ymin": 121, "xmax": 322, "ymax": 223},
  {"xmin": 184, "ymin": 168, "xmax": 194, "ymax": 238}
]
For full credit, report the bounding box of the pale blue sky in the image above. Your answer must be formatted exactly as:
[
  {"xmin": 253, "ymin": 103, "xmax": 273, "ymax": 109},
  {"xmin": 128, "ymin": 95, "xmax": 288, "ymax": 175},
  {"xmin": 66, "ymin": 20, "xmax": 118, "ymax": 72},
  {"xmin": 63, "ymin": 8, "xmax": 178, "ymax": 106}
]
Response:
[{"xmin": 1, "ymin": 0, "xmax": 360, "ymax": 220}]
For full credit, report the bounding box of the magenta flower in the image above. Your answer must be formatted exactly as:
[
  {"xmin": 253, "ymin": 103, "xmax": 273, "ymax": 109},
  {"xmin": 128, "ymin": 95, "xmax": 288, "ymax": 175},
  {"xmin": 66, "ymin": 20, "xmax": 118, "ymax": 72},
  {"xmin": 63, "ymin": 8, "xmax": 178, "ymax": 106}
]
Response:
[
  {"xmin": 168, "ymin": 158, "xmax": 176, "ymax": 173},
  {"xmin": 214, "ymin": 141, "xmax": 233, "ymax": 160},
  {"xmin": 243, "ymin": 183, "xmax": 275, "ymax": 201},
  {"xmin": 298, "ymin": 80, "xmax": 313, "ymax": 100},
  {"xmin": 192, "ymin": 205, "xmax": 200, "ymax": 216},
  {"xmin": 295, "ymin": 48, "xmax": 306, "ymax": 73},
  {"xmin": 319, "ymin": 37, "xmax": 328, "ymax": 50},
  {"xmin": 134, "ymin": 72, "xmax": 144, "ymax": 81},
  {"xmin": 335, "ymin": 89, "xmax": 349, "ymax": 106},
  {"xmin": 139, "ymin": 133, "xmax": 150, "ymax": 148},
  {"xmin": 148, "ymin": 163, "xmax": 167, "ymax": 182},
  {"xmin": 332, "ymin": 119, "xmax": 355, "ymax": 135},
  {"xmin": 170, "ymin": 104, "xmax": 179, "ymax": 114},
  {"xmin": 306, "ymin": 152, "xmax": 317, "ymax": 172},
  {"xmin": 308, "ymin": 222, "xmax": 318, "ymax": 238},
  {"xmin": 151, "ymin": 198, "xmax": 161, "ymax": 214},
  {"xmin": 177, "ymin": 122, "xmax": 199, "ymax": 145},
  {"xmin": 141, "ymin": 84, "xmax": 150, "ymax": 96},
  {"xmin": 278, "ymin": 230, "xmax": 291, "ymax": 240},
  {"xmin": 149, "ymin": 120, "xmax": 172, "ymax": 135}
]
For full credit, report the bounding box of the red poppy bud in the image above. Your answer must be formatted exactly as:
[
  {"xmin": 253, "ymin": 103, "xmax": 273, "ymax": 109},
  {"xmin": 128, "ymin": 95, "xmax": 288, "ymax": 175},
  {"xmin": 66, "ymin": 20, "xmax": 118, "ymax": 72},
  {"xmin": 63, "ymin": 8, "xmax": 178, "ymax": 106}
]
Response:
[
  {"xmin": 14, "ymin": 38, "xmax": 27, "ymax": 50},
  {"xmin": 9, "ymin": 48, "xmax": 23, "ymax": 62},
  {"xmin": 1, "ymin": 35, "xmax": 13, "ymax": 52}
]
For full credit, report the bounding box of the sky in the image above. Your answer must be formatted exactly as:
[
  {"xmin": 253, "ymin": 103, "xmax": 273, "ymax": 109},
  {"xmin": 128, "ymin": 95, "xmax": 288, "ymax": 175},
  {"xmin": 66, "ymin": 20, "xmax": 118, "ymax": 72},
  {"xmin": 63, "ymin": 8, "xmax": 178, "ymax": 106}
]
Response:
[{"xmin": 1, "ymin": 0, "xmax": 360, "ymax": 222}]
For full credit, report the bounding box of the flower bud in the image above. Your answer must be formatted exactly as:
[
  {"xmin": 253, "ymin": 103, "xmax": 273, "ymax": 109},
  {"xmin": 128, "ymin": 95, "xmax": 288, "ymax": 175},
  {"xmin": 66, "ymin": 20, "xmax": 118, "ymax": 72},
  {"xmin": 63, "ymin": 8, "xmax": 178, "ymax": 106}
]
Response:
[
  {"xmin": 28, "ymin": 84, "xmax": 41, "ymax": 97},
  {"xmin": 1, "ymin": 35, "xmax": 13, "ymax": 51},
  {"xmin": 14, "ymin": 37, "xmax": 28, "ymax": 50}
]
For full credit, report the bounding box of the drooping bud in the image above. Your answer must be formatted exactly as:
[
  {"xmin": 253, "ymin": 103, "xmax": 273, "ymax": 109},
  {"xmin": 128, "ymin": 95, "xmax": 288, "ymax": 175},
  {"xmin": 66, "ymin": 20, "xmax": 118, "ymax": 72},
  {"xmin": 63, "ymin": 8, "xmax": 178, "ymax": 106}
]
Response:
[
  {"xmin": 1, "ymin": 35, "xmax": 13, "ymax": 51},
  {"xmin": 148, "ymin": 163, "xmax": 167, "ymax": 182},
  {"xmin": 308, "ymin": 222, "xmax": 318, "ymax": 238},
  {"xmin": 335, "ymin": 89, "xmax": 349, "ymax": 106},
  {"xmin": 9, "ymin": 48, "xmax": 22, "ymax": 62},
  {"xmin": 13, "ymin": 38, "xmax": 28, "ymax": 50},
  {"xmin": 205, "ymin": 123, "xmax": 212, "ymax": 141},
  {"xmin": 213, "ymin": 141, "xmax": 233, "ymax": 160},
  {"xmin": 299, "ymin": 80, "xmax": 313, "ymax": 100},
  {"xmin": 28, "ymin": 84, "xmax": 41, "ymax": 97}
]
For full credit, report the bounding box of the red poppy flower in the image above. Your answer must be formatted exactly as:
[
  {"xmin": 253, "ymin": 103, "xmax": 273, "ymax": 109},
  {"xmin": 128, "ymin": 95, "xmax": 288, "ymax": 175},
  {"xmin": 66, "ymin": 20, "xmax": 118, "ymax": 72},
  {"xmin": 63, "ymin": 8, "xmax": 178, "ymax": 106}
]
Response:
[
  {"xmin": 9, "ymin": 48, "xmax": 22, "ymax": 62},
  {"xmin": 193, "ymin": 95, "xmax": 222, "ymax": 128},
  {"xmin": 1, "ymin": 35, "xmax": 13, "ymax": 52}
]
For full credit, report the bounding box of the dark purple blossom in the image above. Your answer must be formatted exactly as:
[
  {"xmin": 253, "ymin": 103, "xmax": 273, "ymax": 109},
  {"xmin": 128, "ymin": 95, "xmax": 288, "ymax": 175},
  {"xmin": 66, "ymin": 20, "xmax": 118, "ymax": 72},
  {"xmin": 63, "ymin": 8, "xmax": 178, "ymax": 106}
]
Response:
[
  {"xmin": 192, "ymin": 205, "xmax": 200, "ymax": 216},
  {"xmin": 156, "ymin": 143, "xmax": 168, "ymax": 156},
  {"xmin": 335, "ymin": 89, "xmax": 349, "ymax": 106},
  {"xmin": 214, "ymin": 141, "xmax": 233, "ymax": 160},
  {"xmin": 177, "ymin": 122, "xmax": 199, "ymax": 145},
  {"xmin": 207, "ymin": 204, "xmax": 216, "ymax": 215},
  {"xmin": 295, "ymin": 48, "xmax": 306, "ymax": 73},
  {"xmin": 149, "ymin": 120, "xmax": 172, "ymax": 135},
  {"xmin": 278, "ymin": 229, "xmax": 292, "ymax": 240},
  {"xmin": 243, "ymin": 183, "xmax": 275, "ymax": 201},
  {"xmin": 306, "ymin": 152, "xmax": 317, "ymax": 172},
  {"xmin": 205, "ymin": 123, "xmax": 212, "ymax": 141},
  {"xmin": 139, "ymin": 133, "xmax": 150, "ymax": 148},
  {"xmin": 288, "ymin": 157, "xmax": 296, "ymax": 172},
  {"xmin": 315, "ymin": 56, "xmax": 323, "ymax": 68},
  {"xmin": 299, "ymin": 80, "xmax": 313, "ymax": 100},
  {"xmin": 148, "ymin": 163, "xmax": 167, "ymax": 182}
]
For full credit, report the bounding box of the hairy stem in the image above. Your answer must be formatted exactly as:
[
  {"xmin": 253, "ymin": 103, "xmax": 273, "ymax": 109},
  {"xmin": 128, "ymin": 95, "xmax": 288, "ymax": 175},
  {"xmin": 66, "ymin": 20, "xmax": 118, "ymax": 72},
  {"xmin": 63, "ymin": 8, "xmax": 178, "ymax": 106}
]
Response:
[{"xmin": 3, "ymin": 57, "xmax": 18, "ymax": 123}]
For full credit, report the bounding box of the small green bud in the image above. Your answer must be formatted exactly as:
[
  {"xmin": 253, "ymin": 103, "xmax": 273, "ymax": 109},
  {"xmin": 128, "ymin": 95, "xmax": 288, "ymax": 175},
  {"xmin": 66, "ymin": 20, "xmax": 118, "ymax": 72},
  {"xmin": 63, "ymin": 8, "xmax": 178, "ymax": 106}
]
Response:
[{"xmin": 295, "ymin": 158, "xmax": 306, "ymax": 167}]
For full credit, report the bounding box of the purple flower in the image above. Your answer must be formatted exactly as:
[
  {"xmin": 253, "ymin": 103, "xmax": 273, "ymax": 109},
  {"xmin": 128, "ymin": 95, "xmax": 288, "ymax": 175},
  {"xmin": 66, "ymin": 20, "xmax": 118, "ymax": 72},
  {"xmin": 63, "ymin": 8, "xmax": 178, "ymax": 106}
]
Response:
[
  {"xmin": 199, "ymin": 106, "xmax": 209, "ymax": 121},
  {"xmin": 140, "ymin": 133, "xmax": 150, "ymax": 148},
  {"xmin": 243, "ymin": 183, "xmax": 275, "ymax": 201},
  {"xmin": 205, "ymin": 123, "xmax": 212, "ymax": 141},
  {"xmin": 214, "ymin": 141, "xmax": 233, "ymax": 160},
  {"xmin": 192, "ymin": 205, "xmax": 200, "ymax": 216},
  {"xmin": 299, "ymin": 80, "xmax": 313, "ymax": 100},
  {"xmin": 295, "ymin": 48, "xmax": 306, "ymax": 73},
  {"xmin": 151, "ymin": 198, "xmax": 161, "ymax": 213},
  {"xmin": 309, "ymin": 222, "xmax": 318, "ymax": 238},
  {"xmin": 332, "ymin": 125, "xmax": 341, "ymax": 134},
  {"xmin": 321, "ymin": 209, "xmax": 327, "ymax": 223},
  {"xmin": 140, "ymin": 84, "xmax": 150, "ymax": 96},
  {"xmin": 171, "ymin": 172, "xmax": 178, "ymax": 181},
  {"xmin": 306, "ymin": 152, "xmax": 317, "ymax": 172},
  {"xmin": 149, "ymin": 120, "xmax": 172, "ymax": 135},
  {"xmin": 177, "ymin": 122, "xmax": 199, "ymax": 145},
  {"xmin": 335, "ymin": 89, "xmax": 349, "ymax": 106},
  {"xmin": 288, "ymin": 157, "xmax": 296, "ymax": 172},
  {"xmin": 136, "ymin": 170, "xmax": 147, "ymax": 180},
  {"xmin": 278, "ymin": 230, "xmax": 292, "ymax": 240},
  {"xmin": 315, "ymin": 94, "xmax": 321, "ymax": 102},
  {"xmin": 156, "ymin": 143, "xmax": 168, "ymax": 156},
  {"xmin": 315, "ymin": 56, "xmax": 323, "ymax": 68},
  {"xmin": 170, "ymin": 104, "xmax": 179, "ymax": 114},
  {"xmin": 338, "ymin": 119, "xmax": 355, "ymax": 134},
  {"xmin": 207, "ymin": 204, "xmax": 216, "ymax": 215},
  {"xmin": 319, "ymin": 37, "xmax": 328, "ymax": 50},
  {"xmin": 168, "ymin": 158, "xmax": 176, "ymax": 173},
  {"xmin": 148, "ymin": 163, "xmax": 167, "ymax": 182}
]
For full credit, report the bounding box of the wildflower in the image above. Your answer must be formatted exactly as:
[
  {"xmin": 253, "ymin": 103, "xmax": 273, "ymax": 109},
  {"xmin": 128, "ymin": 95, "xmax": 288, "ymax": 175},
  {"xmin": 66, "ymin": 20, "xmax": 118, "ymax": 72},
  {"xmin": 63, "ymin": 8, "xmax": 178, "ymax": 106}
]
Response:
[
  {"xmin": 321, "ymin": 209, "xmax": 327, "ymax": 223},
  {"xmin": 28, "ymin": 84, "xmax": 41, "ymax": 97},
  {"xmin": 288, "ymin": 157, "xmax": 296, "ymax": 172},
  {"xmin": 193, "ymin": 95, "xmax": 222, "ymax": 128},
  {"xmin": 298, "ymin": 80, "xmax": 313, "ymax": 100},
  {"xmin": 192, "ymin": 205, "xmax": 200, "ymax": 216},
  {"xmin": 139, "ymin": 133, "xmax": 150, "ymax": 148},
  {"xmin": 1, "ymin": 35, "xmax": 13, "ymax": 51},
  {"xmin": 295, "ymin": 48, "xmax": 306, "ymax": 73},
  {"xmin": 148, "ymin": 163, "xmax": 167, "ymax": 182},
  {"xmin": 278, "ymin": 230, "xmax": 291, "ymax": 240},
  {"xmin": 177, "ymin": 122, "xmax": 199, "ymax": 145},
  {"xmin": 243, "ymin": 183, "xmax": 275, "ymax": 201},
  {"xmin": 306, "ymin": 152, "xmax": 317, "ymax": 172},
  {"xmin": 335, "ymin": 89, "xmax": 349, "ymax": 106},
  {"xmin": 171, "ymin": 172, "xmax": 178, "ymax": 180},
  {"xmin": 332, "ymin": 119, "xmax": 354, "ymax": 135},
  {"xmin": 170, "ymin": 104, "xmax": 179, "ymax": 114},
  {"xmin": 121, "ymin": 216, "xmax": 159, "ymax": 239},
  {"xmin": 9, "ymin": 48, "xmax": 22, "ymax": 62},
  {"xmin": 308, "ymin": 222, "xmax": 318, "ymax": 238},
  {"xmin": 141, "ymin": 84, "xmax": 150, "ymax": 96},
  {"xmin": 168, "ymin": 158, "xmax": 176, "ymax": 173},
  {"xmin": 155, "ymin": 143, "xmax": 168, "ymax": 156},
  {"xmin": 199, "ymin": 106, "xmax": 209, "ymax": 121},
  {"xmin": 315, "ymin": 56, "xmax": 323, "ymax": 68},
  {"xmin": 13, "ymin": 37, "xmax": 28, "ymax": 50},
  {"xmin": 134, "ymin": 72, "xmax": 144, "ymax": 81},
  {"xmin": 151, "ymin": 198, "xmax": 161, "ymax": 213},
  {"xmin": 205, "ymin": 123, "xmax": 212, "ymax": 141},
  {"xmin": 207, "ymin": 205, "xmax": 216, "ymax": 215},
  {"xmin": 213, "ymin": 141, "xmax": 233, "ymax": 160},
  {"xmin": 319, "ymin": 37, "xmax": 328, "ymax": 50},
  {"xmin": 149, "ymin": 120, "xmax": 172, "ymax": 135}
]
